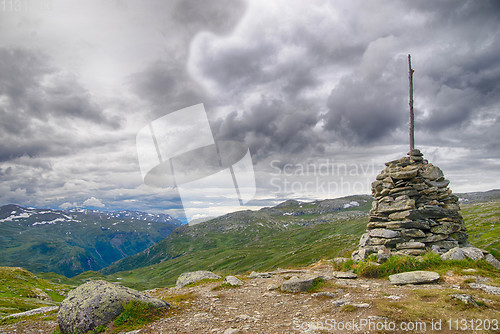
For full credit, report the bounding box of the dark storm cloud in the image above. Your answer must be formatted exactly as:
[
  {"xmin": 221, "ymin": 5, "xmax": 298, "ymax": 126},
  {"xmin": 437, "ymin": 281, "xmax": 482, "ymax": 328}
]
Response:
[
  {"xmin": 129, "ymin": 60, "xmax": 207, "ymax": 118},
  {"xmin": 213, "ymin": 97, "xmax": 322, "ymax": 162},
  {"xmin": 172, "ymin": 0, "xmax": 247, "ymax": 36},
  {"xmin": 193, "ymin": 0, "xmax": 500, "ymax": 161},
  {"xmin": 129, "ymin": 0, "xmax": 246, "ymax": 118},
  {"xmin": 324, "ymin": 54, "xmax": 407, "ymax": 144},
  {"xmin": 0, "ymin": 47, "xmax": 120, "ymax": 161}
]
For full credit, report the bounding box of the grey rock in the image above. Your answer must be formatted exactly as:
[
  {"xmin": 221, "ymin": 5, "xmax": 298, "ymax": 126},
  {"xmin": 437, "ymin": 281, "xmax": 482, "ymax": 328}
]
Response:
[
  {"xmin": 390, "ymin": 167, "xmax": 419, "ymax": 180},
  {"xmin": 401, "ymin": 229, "xmax": 426, "ymax": 238},
  {"xmin": 420, "ymin": 165, "xmax": 444, "ymax": 180},
  {"xmin": 331, "ymin": 299, "xmax": 348, "ymax": 306},
  {"xmin": 333, "ymin": 257, "xmax": 351, "ymax": 263},
  {"xmin": 280, "ymin": 275, "xmax": 322, "ymax": 293},
  {"xmin": 377, "ymin": 198, "xmax": 415, "ymax": 214},
  {"xmin": 57, "ymin": 280, "xmax": 168, "ymax": 334},
  {"xmin": 249, "ymin": 271, "xmax": 272, "ymax": 278},
  {"xmin": 430, "ymin": 222, "xmax": 461, "ymax": 235},
  {"xmin": 388, "ymin": 271, "xmax": 440, "ymax": 285},
  {"xmin": 468, "ymin": 283, "xmax": 500, "ymax": 295},
  {"xmin": 461, "ymin": 247, "xmax": 484, "ymax": 261},
  {"xmin": 441, "ymin": 248, "xmax": 466, "ymax": 261},
  {"xmin": 396, "ymin": 241, "xmax": 425, "ymax": 250},
  {"xmin": 394, "ymin": 249, "xmax": 426, "ymax": 256},
  {"xmin": 450, "ymin": 294, "xmax": 478, "ymax": 306},
  {"xmin": 485, "ymin": 254, "xmax": 500, "ymax": 270},
  {"xmin": 334, "ymin": 271, "xmax": 357, "ymax": 279},
  {"xmin": 311, "ymin": 291, "xmax": 336, "ymax": 298},
  {"xmin": 349, "ymin": 303, "xmax": 370, "ymax": 308},
  {"xmin": 224, "ymin": 276, "xmax": 243, "ymax": 286},
  {"xmin": 420, "ymin": 234, "xmax": 449, "ymax": 243},
  {"xmin": 5, "ymin": 306, "xmax": 59, "ymax": 319},
  {"xmin": 176, "ymin": 271, "xmax": 221, "ymax": 288},
  {"xmin": 368, "ymin": 228, "xmax": 400, "ymax": 238},
  {"xmin": 429, "ymin": 179, "xmax": 450, "ymax": 188}
]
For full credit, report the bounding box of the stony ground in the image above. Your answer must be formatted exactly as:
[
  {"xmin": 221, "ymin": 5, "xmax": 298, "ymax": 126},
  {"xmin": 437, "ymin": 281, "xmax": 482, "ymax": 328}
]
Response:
[{"xmin": 1, "ymin": 263, "xmax": 499, "ymax": 334}]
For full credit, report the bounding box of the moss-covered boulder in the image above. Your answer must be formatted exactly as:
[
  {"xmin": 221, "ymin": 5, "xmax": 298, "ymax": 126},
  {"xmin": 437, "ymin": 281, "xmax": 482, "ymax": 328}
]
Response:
[{"xmin": 57, "ymin": 280, "xmax": 169, "ymax": 334}]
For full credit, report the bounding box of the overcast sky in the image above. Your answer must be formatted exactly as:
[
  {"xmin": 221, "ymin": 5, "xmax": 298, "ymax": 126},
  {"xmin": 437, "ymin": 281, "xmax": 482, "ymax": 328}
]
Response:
[{"xmin": 1, "ymin": 0, "xmax": 499, "ymax": 221}]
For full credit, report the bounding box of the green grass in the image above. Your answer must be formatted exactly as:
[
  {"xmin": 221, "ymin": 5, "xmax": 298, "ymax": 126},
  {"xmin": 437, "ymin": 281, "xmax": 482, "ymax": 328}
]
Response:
[
  {"xmin": 102, "ymin": 215, "xmax": 368, "ymax": 290},
  {"xmin": 354, "ymin": 252, "xmax": 499, "ymax": 279},
  {"xmin": 307, "ymin": 278, "xmax": 325, "ymax": 293},
  {"xmin": 461, "ymin": 201, "xmax": 500, "ymax": 259},
  {"xmin": 112, "ymin": 300, "xmax": 167, "ymax": 333},
  {"xmin": 0, "ymin": 267, "xmax": 71, "ymax": 316}
]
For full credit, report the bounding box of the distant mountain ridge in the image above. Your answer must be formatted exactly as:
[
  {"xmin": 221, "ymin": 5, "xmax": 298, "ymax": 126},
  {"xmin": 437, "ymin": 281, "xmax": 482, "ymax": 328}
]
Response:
[
  {"xmin": 100, "ymin": 195, "xmax": 374, "ymax": 288},
  {"xmin": 0, "ymin": 204, "xmax": 181, "ymax": 277}
]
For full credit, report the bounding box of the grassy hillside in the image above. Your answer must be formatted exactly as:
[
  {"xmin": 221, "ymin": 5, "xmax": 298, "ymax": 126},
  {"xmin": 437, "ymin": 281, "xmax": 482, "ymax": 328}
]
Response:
[
  {"xmin": 99, "ymin": 197, "xmax": 499, "ymax": 290},
  {"xmin": 0, "ymin": 267, "xmax": 71, "ymax": 317},
  {"xmin": 461, "ymin": 200, "xmax": 499, "ymax": 259},
  {"xmin": 99, "ymin": 196, "xmax": 372, "ymax": 289}
]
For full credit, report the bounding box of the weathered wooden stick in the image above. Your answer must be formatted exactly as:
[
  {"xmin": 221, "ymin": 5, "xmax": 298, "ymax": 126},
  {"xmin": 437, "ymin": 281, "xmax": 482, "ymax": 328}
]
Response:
[{"xmin": 408, "ymin": 54, "xmax": 415, "ymax": 154}]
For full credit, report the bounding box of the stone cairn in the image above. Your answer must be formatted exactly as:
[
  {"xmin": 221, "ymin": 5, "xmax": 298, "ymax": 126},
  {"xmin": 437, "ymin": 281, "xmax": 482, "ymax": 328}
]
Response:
[{"xmin": 352, "ymin": 149, "xmax": 468, "ymax": 262}]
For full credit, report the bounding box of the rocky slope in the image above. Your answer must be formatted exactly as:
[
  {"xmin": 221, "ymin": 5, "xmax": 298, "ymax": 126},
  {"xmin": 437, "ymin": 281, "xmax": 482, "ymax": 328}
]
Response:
[{"xmin": 2, "ymin": 260, "xmax": 499, "ymax": 334}]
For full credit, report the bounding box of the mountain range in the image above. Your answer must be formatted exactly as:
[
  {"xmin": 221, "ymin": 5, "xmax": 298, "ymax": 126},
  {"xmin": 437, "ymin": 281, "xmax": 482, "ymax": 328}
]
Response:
[
  {"xmin": 0, "ymin": 204, "xmax": 181, "ymax": 277},
  {"xmin": 1, "ymin": 189, "xmax": 498, "ymax": 289}
]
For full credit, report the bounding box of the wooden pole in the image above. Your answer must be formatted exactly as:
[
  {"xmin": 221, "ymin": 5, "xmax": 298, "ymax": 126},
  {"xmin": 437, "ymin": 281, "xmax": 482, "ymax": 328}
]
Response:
[{"xmin": 408, "ymin": 54, "xmax": 415, "ymax": 154}]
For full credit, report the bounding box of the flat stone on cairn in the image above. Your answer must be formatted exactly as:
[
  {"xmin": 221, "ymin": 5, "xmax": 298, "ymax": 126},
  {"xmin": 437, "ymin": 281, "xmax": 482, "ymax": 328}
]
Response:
[{"xmin": 352, "ymin": 149, "xmax": 468, "ymax": 261}]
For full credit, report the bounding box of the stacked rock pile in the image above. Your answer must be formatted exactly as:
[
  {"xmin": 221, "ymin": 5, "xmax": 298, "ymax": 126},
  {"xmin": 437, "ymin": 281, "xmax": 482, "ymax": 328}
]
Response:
[{"xmin": 352, "ymin": 149, "xmax": 468, "ymax": 261}]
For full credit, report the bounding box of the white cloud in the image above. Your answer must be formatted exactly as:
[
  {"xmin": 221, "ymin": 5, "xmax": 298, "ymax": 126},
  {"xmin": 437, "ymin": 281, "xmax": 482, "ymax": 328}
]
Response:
[
  {"xmin": 83, "ymin": 197, "xmax": 105, "ymax": 208},
  {"xmin": 59, "ymin": 202, "xmax": 78, "ymax": 210}
]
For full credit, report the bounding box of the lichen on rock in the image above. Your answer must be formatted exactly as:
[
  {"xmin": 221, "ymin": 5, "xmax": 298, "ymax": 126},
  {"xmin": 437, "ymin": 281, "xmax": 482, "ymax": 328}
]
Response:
[{"xmin": 57, "ymin": 280, "xmax": 169, "ymax": 334}]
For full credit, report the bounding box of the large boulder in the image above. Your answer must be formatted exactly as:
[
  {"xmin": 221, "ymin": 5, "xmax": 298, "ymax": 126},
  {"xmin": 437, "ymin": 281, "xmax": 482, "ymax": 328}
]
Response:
[
  {"xmin": 57, "ymin": 280, "xmax": 169, "ymax": 334},
  {"xmin": 388, "ymin": 271, "xmax": 440, "ymax": 285},
  {"xmin": 176, "ymin": 270, "xmax": 221, "ymax": 288}
]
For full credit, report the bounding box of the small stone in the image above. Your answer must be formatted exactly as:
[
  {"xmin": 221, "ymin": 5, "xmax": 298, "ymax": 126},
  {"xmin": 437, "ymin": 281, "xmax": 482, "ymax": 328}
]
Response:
[
  {"xmin": 390, "ymin": 167, "xmax": 419, "ymax": 180},
  {"xmin": 450, "ymin": 294, "xmax": 478, "ymax": 306},
  {"xmin": 333, "ymin": 257, "xmax": 350, "ymax": 263},
  {"xmin": 485, "ymin": 254, "xmax": 500, "ymax": 270},
  {"xmin": 311, "ymin": 292, "xmax": 336, "ymax": 298},
  {"xmin": 249, "ymin": 271, "xmax": 272, "ymax": 278},
  {"xmin": 377, "ymin": 198, "xmax": 415, "ymax": 214},
  {"xmin": 420, "ymin": 164, "xmax": 444, "ymax": 180},
  {"xmin": 401, "ymin": 229, "xmax": 426, "ymax": 238},
  {"xmin": 396, "ymin": 241, "xmax": 425, "ymax": 250},
  {"xmin": 368, "ymin": 228, "xmax": 400, "ymax": 239},
  {"xmin": 389, "ymin": 271, "xmax": 440, "ymax": 285},
  {"xmin": 468, "ymin": 283, "xmax": 500, "ymax": 295},
  {"xmin": 331, "ymin": 299, "xmax": 348, "ymax": 306},
  {"xmin": 349, "ymin": 303, "xmax": 370, "ymax": 308},
  {"xmin": 334, "ymin": 272, "xmax": 357, "ymax": 279},
  {"xmin": 430, "ymin": 222, "xmax": 461, "ymax": 235},
  {"xmin": 176, "ymin": 271, "xmax": 221, "ymax": 288},
  {"xmin": 224, "ymin": 276, "xmax": 243, "ymax": 286},
  {"xmin": 394, "ymin": 249, "xmax": 426, "ymax": 256}
]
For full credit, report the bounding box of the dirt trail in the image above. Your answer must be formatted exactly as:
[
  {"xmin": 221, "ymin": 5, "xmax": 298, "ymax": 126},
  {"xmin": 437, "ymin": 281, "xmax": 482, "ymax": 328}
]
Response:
[{"xmin": 2, "ymin": 265, "xmax": 499, "ymax": 334}]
